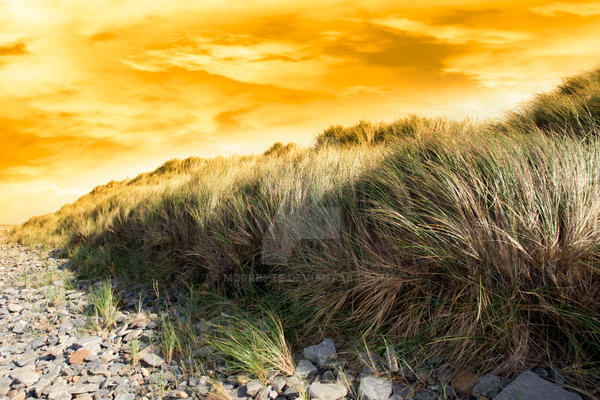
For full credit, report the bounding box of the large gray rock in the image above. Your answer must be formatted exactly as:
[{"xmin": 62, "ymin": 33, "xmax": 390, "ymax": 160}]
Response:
[
  {"xmin": 495, "ymin": 370, "xmax": 582, "ymax": 400},
  {"xmin": 245, "ymin": 380, "xmax": 263, "ymax": 397},
  {"xmin": 308, "ymin": 382, "xmax": 348, "ymax": 400},
  {"xmin": 472, "ymin": 374, "xmax": 508, "ymax": 399},
  {"xmin": 296, "ymin": 359, "xmax": 317, "ymax": 379},
  {"xmin": 360, "ymin": 376, "xmax": 392, "ymax": 400},
  {"xmin": 303, "ymin": 338, "xmax": 337, "ymax": 368}
]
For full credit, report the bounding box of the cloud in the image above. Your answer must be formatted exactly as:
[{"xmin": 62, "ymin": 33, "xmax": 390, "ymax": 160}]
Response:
[
  {"xmin": 1, "ymin": 0, "xmax": 600, "ymax": 224},
  {"xmin": 0, "ymin": 114, "xmax": 131, "ymax": 181},
  {"xmin": 120, "ymin": 34, "xmax": 326, "ymax": 90},
  {"xmin": 532, "ymin": 2, "xmax": 600, "ymax": 17},
  {"xmin": 0, "ymin": 42, "xmax": 27, "ymax": 56},
  {"xmin": 89, "ymin": 32, "xmax": 116, "ymax": 42},
  {"xmin": 214, "ymin": 108, "xmax": 253, "ymax": 132},
  {"xmin": 370, "ymin": 17, "xmax": 532, "ymax": 45},
  {"xmin": 430, "ymin": 8, "xmax": 503, "ymax": 25}
]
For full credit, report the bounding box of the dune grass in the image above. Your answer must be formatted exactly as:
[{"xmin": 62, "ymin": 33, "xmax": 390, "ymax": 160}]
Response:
[
  {"xmin": 9, "ymin": 67, "xmax": 600, "ymax": 386},
  {"xmin": 210, "ymin": 311, "xmax": 295, "ymax": 383},
  {"xmin": 89, "ymin": 280, "xmax": 120, "ymax": 330}
]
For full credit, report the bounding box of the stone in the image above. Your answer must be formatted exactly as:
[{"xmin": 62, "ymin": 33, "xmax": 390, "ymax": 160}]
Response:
[
  {"xmin": 12, "ymin": 320, "xmax": 26, "ymax": 333},
  {"xmin": 495, "ymin": 370, "xmax": 582, "ymax": 400},
  {"xmin": 436, "ymin": 364, "xmax": 454, "ymax": 382},
  {"xmin": 451, "ymin": 370, "xmax": 478, "ymax": 395},
  {"xmin": 246, "ymin": 380, "xmax": 263, "ymax": 397},
  {"xmin": 47, "ymin": 384, "xmax": 72, "ymax": 400},
  {"xmin": 129, "ymin": 316, "xmax": 150, "ymax": 329},
  {"xmin": 303, "ymin": 339, "xmax": 337, "ymax": 368},
  {"xmin": 413, "ymin": 389, "xmax": 436, "ymax": 400},
  {"xmin": 392, "ymin": 383, "xmax": 413, "ymax": 398},
  {"xmin": 69, "ymin": 348, "xmax": 91, "ymax": 364},
  {"xmin": 169, "ymin": 390, "xmax": 189, "ymax": 398},
  {"xmin": 69, "ymin": 383, "xmax": 100, "ymax": 394},
  {"xmin": 271, "ymin": 377, "xmax": 286, "ymax": 393},
  {"xmin": 321, "ymin": 370, "xmax": 336, "ymax": 383},
  {"xmin": 114, "ymin": 394, "xmax": 134, "ymax": 400},
  {"xmin": 7, "ymin": 303, "xmax": 23, "ymax": 313},
  {"xmin": 296, "ymin": 359, "xmax": 317, "ymax": 379},
  {"xmin": 308, "ymin": 382, "xmax": 348, "ymax": 400},
  {"xmin": 141, "ymin": 352, "xmax": 164, "ymax": 367},
  {"xmin": 9, "ymin": 390, "xmax": 26, "ymax": 400},
  {"xmin": 76, "ymin": 336, "xmax": 102, "ymax": 349},
  {"xmin": 10, "ymin": 369, "xmax": 40, "ymax": 387},
  {"xmin": 0, "ymin": 376, "xmax": 12, "ymax": 396},
  {"xmin": 383, "ymin": 345, "xmax": 398, "ymax": 373},
  {"xmin": 472, "ymin": 374, "xmax": 508, "ymax": 399},
  {"xmin": 34, "ymin": 378, "xmax": 53, "ymax": 397},
  {"xmin": 359, "ymin": 376, "xmax": 392, "ymax": 400},
  {"xmin": 15, "ymin": 351, "xmax": 37, "ymax": 366}
]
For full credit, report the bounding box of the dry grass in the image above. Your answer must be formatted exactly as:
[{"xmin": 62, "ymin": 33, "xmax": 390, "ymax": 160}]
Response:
[{"xmin": 9, "ymin": 66, "xmax": 600, "ymax": 390}]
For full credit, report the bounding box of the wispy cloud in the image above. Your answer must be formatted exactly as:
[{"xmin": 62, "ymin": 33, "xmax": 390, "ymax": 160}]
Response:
[
  {"xmin": 532, "ymin": 2, "xmax": 600, "ymax": 17},
  {"xmin": 0, "ymin": 42, "xmax": 27, "ymax": 56},
  {"xmin": 369, "ymin": 17, "xmax": 532, "ymax": 45}
]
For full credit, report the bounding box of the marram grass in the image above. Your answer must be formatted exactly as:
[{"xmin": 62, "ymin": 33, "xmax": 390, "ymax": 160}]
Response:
[{"xmin": 10, "ymin": 67, "xmax": 600, "ymax": 387}]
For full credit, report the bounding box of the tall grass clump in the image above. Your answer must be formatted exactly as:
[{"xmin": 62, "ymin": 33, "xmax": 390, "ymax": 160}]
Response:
[
  {"xmin": 289, "ymin": 132, "xmax": 600, "ymax": 373},
  {"xmin": 210, "ymin": 312, "xmax": 295, "ymax": 383},
  {"xmin": 315, "ymin": 115, "xmax": 476, "ymax": 147},
  {"xmin": 89, "ymin": 280, "xmax": 120, "ymax": 329},
  {"xmin": 503, "ymin": 67, "xmax": 600, "ymax": 136}
]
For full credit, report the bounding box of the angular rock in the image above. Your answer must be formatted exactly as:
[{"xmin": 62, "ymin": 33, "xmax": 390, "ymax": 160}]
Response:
[
  {"xmin": 10, "ymin": 369, "xmax": 40, "ymax": 387},
  {"xmin": 472, "ymin": 374, "xmax": 508, "ymax": 399},
  {"xmin": 296, "ymin": 359, "xmax": 317, "ymax": 379},
  {"xmin": 12, "ymin": 320, "xmax": 26, "ymax": 333},
  {"xmin": 141, "ymin": 352, "xmax": 164, "ymax": 367},
  {"xmin": 68, "ymin": 348, "xmax": 90, "ymax": 364},
  {"xmin": 0, "ymin": 375, "xmax": 12, "ymax": 396},
  {"xmin": 34, "ymin": 377, "xmax": 54, "ymax": 397},
  {"xmin": 321, "ymin": 370, "xmax": 336, "ymax": 383},
  {"xmin": 303, "ymin": 338, "xmax": 337, "ymax": 368},
  {"xmin": 413, "ymin": 389, "xmax": 436, "ymax": 400},
  {"xmin": 69, "ymin": 383, "xmax": 100, "ymax": 394},
  {"xmin": 75, "ymin": 336, "xmax": 102, "ymax": 349},
  {"xmin": 271, "ymin": 377, "xmax": 286, "ymax": 393},
  {"xmin": 9, "ymin": 390, "xmax": 26, "ymax": 400},
  {"xmin": 308, "ymin": 382, "xmax": 348, "ymax": 400},
  {"xmin": 47, "ymin": 383, "xmax": 72, "ymax": 400},
  {"xmin": 495, "ymin": 370, "xmax": 582, "ymax": 400},
  {"xmin": 246, "ymin": 380, "xmax": 263, "ymax": 397},
  {"xmin": 7, "ymin": 303, "xmax": 23, "ymax": 313},
  {"xmin": 15, "ymin": 351, "xmax": 37, "ymax": 366},
  {"xmin": 114, "ymin": 394, "xmax": 135, "ymax": 400},
  {"xmin": 360, "ymin": 376, "xmax": 392, "ymax": 400}
]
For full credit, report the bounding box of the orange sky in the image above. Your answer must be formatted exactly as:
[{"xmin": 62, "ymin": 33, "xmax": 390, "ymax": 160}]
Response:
[{"xmin": 1, "ymin": 0, "xmax": 600, "ymax": 224}]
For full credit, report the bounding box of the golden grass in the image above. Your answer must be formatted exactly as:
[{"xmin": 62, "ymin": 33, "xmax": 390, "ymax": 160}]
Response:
[{"xmin": 10, "ymin": 66, "xmax": 600, "ymax": 390}]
